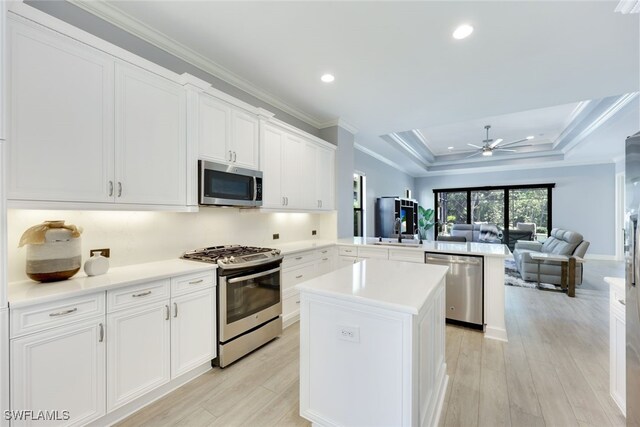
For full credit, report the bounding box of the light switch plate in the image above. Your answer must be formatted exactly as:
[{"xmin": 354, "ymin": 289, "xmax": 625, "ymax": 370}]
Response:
[{"xmin": 337, "ymin": 325, "xmax": 360, "ymax": 343}]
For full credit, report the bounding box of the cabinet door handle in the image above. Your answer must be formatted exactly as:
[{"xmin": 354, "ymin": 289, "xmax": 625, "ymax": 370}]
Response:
[
  {"xmin": 296, "ymin": 300, "xmax": 300, "ymax": 304},
  {"xmin": 49, "ymin": 307, "xmax": 78, "ymax": 317},
  {"xmin": 108, "ymin": 181, "xmax": 114, "ymax": 197},
  {"xmin": 322, "ymin": 257, "xmax": 329, "ymax": 261},
  {"xmin": 165, "ymin": 305, "xmax": 170, "ymax": 320},
  {"xmin": 117, "ymin": 182, "xmax": 122, "ymax": 197},
  {"xmin": 99, "ymin": 323, "xmax": 104, "ymax": 342},
  {"xmin": 619, "ymin": 299, "xmax": 626, "ymax": 306},
  {"xmin": 286, "ymin": 197, "xmax": 289, "ymax": 206},
  {"xmin": 189, "ymin": 279, "xmax": 204, "ymax": 285},
  {"xmin": 132, "ymin": 290, "xmax": 152, "ymax": 298},
  {"xmin": 233, "ymin": 151, "xmax": 237, "ymax": 162},
  {"xmin": 344, "ymin": 249, "xmax": 353, "ymax": 253},
  {"xmin": 173, "ymin": 302, "xmax": 178, "ymax": 318},
  {"xmin": 282, "ymin": 196, "xmax": 286, "ymax": 206},
  {"xmin": 295, "ymin": 257, "xmax": 303, "ymax": 260},
  {"xmin": 320, "ymin": 200, "xmax": 322, "ymax": 208},
  {"xmin": 229, "ymin": 150, "xmax": 233, "ymax": 161},
  {"xmin": 296, "ymin": 275, "xmax": 303, "ymax": 279}
]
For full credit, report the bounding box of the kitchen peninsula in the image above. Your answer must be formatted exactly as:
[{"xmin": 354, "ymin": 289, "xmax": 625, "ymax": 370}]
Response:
[
  {"xmin": 335, "ymin": 238, "xmax": 510, "ymax": 341},
  {"xmin": 297, "ymin": 259, "xmax": 449, "ymax": 427}
]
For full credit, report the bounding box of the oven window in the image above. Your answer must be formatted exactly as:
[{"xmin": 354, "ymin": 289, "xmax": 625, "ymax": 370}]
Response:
[
  {"xmin": 226, "ymin": 271, "xmax": 280, "ymax": 324},
  {"xmin": 204, "ymin": 169, "xmax": 253, "ymax": 201}
]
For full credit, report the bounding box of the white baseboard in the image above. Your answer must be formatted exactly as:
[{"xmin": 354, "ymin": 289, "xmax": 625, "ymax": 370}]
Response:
[
  {"xmin": 585, "ymin": 254, "xmax": 621, "ymax": 261},
  {"xmin": 283, "ymin": 312, "xmax": 300, "ymax": 329}
]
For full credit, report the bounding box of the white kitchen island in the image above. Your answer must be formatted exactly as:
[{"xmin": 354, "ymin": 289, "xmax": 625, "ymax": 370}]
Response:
[{"xmin": 297, "ymin": 259, "xmax": 449, "ymax": 427}]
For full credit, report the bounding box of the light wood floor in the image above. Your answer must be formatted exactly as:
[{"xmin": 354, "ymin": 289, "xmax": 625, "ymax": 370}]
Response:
[{"xmin": 118, "ymin": 260, "xmax": 625, "ymax": 427}]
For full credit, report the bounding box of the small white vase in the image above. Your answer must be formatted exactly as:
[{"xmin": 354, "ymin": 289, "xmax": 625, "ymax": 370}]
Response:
[{"xmin": 84, "ymin": 251, "xmax": 109, "ymax": 277}]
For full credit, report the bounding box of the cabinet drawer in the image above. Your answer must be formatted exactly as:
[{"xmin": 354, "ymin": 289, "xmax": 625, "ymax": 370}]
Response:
[
  {"xmin": 171, "ymin": 271, "xmax": 215, "ymax": 297},
  {"xmin": 282, "ymin": 290, "xmax": 300, "ymax": 319},
  {"xmin": 283, "ymin": 263, "xmax": 317, "ymax": 290},
  {"xmin": 283, "ymin": 250, "xmax": 320, "ymax": 269},
  {"xmin": 338, "ymin": 246, "xmax": 357, "ymax": 256},
  {"xmin": 316, "ymin": 246, "xmax": 337, "ymax": 257},
  {"xmin": 389, "ymin": 249, "xmax": 425, "ymax": 263},
  {"xmin": 107, "ymin": 279, "xmax": 170, "ymax": 313},
  {"xmin": 357, "ymin": 246, "xmax": 389, "ymax": 259},
  {"xmin": 11, "ymin": 293, "xmax": 105, "ymax": 338},
  {"xmin": 317, "ymin": 255, "xmax": 336, "ymax": 276}
]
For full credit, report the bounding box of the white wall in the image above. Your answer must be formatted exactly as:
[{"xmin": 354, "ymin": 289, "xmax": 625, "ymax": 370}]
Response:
[
  {"xmin": 6, "ymin": 209, "xmax": 336, "ymax": 283},
  {"xmin": 354, "ymin": 149, "xmax": 416, "ymax": 237},
  {"xmin": 415, "ymin": 163, "xmax": 616, "ymax": 257}
]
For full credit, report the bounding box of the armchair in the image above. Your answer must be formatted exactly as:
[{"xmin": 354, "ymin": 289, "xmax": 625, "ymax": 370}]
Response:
[{"xmin": 513, "ymin": 228, "xmax": 589, "ymax": 286}]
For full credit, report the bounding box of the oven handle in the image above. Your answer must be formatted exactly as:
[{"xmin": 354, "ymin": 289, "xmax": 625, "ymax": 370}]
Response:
[
  {"xmin": 227, "ymin": 267, "xmax": 281, "ymax": 284},
  {"xmin": 253, "ymin": 176, "xmax": 257, "ymax": 202}
]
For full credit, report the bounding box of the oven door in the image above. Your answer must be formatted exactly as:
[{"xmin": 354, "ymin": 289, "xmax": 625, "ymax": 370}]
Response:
[
  {"xmin": 199, "ymin": 160, "xmax": 262, "ymax": 207},
  {"xmin": 218, "ymin": 262, "xmax": 282, "ymax": 342}
]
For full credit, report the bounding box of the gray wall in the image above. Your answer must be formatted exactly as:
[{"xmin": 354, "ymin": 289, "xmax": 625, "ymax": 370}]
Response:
[
  {"xmin": 321, "ymin": 126, "xmax": 354, "ymax": 238},
  {"xmin": 354, "ymin": 149, "xmax": 416, "ymax": 237},
  {"xmin": 415, "ymin": 163, "xmax": 616, "ymax": 256},
  {"xmin": 25, "ymin": 0, "xmax": 319, "ymax": 136}
]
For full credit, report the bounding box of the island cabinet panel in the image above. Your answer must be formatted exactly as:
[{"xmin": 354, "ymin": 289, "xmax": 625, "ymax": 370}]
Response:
[{"xmin": 299, "ymin": 262, "xmax": 448, "ymax": 427}]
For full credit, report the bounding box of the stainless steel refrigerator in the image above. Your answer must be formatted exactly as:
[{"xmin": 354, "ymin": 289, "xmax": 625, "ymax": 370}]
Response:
[{"xmin": 625, "ymin": 131, "xmax": 640, "ymax": 426}]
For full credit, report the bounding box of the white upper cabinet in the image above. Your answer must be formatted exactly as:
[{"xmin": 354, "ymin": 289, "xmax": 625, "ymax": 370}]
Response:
[
  {"xmin": 197, "ymin": 93, "xmax": 259, "ymax": 170},
  {"xmin": 261, "ymin": 120, "xmax": 336, "ymax": 211},
  {"xmin": 114, "ymin": 62, "xmax": 186, "ymax": 206},
  {"xmin": 8, "ymin": 18, "xmax": 114, "ymax": 203},
  {"xmin": 316, "ymin": 145, "xmax": 335, "ymax": 210},
  {"xmin": 199, "ymin": 94, "xmax": 231, "ymax": 164},
  {"xmin": 261, "ymin": 122, "xmax": 284, "ymax": 208}
]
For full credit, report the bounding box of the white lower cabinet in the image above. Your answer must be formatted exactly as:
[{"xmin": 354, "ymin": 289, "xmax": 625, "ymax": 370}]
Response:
[
  {"xmin": 106, "ymin": 301, "xmax": 171, "ymax": 411},
  {"xmin": 11, "ymin": 318, "xmax": 106, "ymax": 427},
  {"xmin": 170, "ymin": 287, "xmax": 216, "ymax": 377}
]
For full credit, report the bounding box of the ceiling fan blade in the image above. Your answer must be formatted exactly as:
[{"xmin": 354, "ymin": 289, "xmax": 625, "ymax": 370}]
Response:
[
  {"xmin": 497, "ymin": 138, "xmax": 528, "ymax": 148},
  {"xmin": 494, "ymin": 148, "xmax": 517, "ymax": 152},
  {"xmin": 467, "ymin": 143, "xmax": 483, "ymax": 149},
  {"xmin": 489, "ymin": 138, "xmax": 503, "ymax": 148},
  {"xmin": 465, "ymin": 151, "xmax": 483, "ymax": 159}
]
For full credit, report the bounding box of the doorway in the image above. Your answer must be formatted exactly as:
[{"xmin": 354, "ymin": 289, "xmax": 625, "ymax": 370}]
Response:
[{"xmin": 354, "ymin": 172, "xmax": 366, "ymax": 237}]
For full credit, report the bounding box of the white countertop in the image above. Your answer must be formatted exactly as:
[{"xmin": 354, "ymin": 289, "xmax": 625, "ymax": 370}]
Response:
[
  {"xmin": 605, "ymin": 276, "xmax": 625, "ymax": 290},
  {"xmin": 336, "ymin": 237, "xmax": 511, "ymax": 258},
  {"xmin": 272, "ymin": 240, "xmax": 336, "ymax": 255},
  {"xmin": 296, "ymin": 259, "xmax": 449, "ymax": 315},
  {"xmin": 8, "ymin": 259, "xmax": 216, "ymax": 308}
]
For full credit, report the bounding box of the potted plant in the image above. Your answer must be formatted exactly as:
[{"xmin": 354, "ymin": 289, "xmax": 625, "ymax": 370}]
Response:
[{"xmin": 418, "ymin": 206, "xmax": 435, "ymax": 240}]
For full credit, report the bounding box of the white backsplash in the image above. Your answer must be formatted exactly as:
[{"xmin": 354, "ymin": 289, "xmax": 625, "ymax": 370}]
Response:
[{"xmin": 7, "ymin": 209, "xmax": 337, "ymax": 283}]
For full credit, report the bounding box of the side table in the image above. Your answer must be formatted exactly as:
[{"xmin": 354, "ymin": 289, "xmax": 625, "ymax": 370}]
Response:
[{"xmin": 529, "ymin": 253, "xmax": 585, "ymax": 297}]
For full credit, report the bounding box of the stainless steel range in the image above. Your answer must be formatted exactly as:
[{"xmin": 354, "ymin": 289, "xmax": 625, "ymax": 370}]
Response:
[{"xmin": 182, "ymin": 245, "xmax": 283, "ymax": 367}]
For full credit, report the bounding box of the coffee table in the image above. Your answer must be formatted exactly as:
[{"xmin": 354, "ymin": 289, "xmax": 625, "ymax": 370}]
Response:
[{"xmin": 529, "ymin": 253, "xmax": 585, "ymax": 297}]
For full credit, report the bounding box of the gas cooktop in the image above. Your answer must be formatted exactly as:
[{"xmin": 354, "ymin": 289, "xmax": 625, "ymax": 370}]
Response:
[{"xmin": 182, "ymin": 245, "xmax": 282, "ymax": 269}]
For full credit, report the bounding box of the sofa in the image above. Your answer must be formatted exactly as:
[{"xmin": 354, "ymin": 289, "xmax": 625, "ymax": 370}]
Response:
[
  {"xmin": 513, "ymin": 228, "xmax": 590, "ymax": 286},
  {"xmin": 450, "ymin": 223, "xmax": 502, "ymax": 244}
]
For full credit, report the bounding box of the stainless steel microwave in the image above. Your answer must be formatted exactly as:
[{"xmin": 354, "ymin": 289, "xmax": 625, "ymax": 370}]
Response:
[{"xmin": 199, "ymin": 160, "xmax": 263, "ymax": 207}]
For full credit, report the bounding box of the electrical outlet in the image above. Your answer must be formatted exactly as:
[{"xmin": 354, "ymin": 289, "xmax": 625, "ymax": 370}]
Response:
[
  {"xmin": 337, "ymin": 325, "xmax": 360, "ymax": 343},
  {"xmin": 90, "ymin": 248, "xmax": 110, "ymax": 258},
  {"xmin": 312, "ymin": 230, "xmax": 317, "ymax": 236},
  {"xmin": 273, "ymin": 233, "xmax": 280, "ymax": 240}
]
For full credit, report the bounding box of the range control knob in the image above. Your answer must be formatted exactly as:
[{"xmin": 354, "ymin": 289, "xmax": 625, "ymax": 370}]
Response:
[
  {"xmin": 221, "ymin": 257, "xmax": 228, "ymax": 263},
  {"xmin": 229, "ymin": 256, "xmax": 236, "ymax": 263}
]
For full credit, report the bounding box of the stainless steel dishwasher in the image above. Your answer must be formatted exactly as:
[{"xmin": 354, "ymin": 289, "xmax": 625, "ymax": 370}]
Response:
[{"xmin": 424, "ymin": 252, "xmax": 484, "ymax": 327}]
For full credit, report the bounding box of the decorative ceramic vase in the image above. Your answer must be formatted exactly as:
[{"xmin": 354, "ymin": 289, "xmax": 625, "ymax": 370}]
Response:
[
  {"xmin": 20, "ymin": 220, "xmax": 82, "ymax": 282},
  {"xmin": 84, "ymin": 251, "xmax": 109, "ymax": 277}
]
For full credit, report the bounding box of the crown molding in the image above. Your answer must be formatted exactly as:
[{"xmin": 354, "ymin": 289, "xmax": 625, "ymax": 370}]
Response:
[
  {"xmin": 354, "ymin": 143, "xmax": 415, "ymax": 176},
  {"xmin": 318, "ymin": 118, "xmax": 359, "ymax": 135},
  {"xmin": 67, "ymin": 0, "xmax": 325, "ymax": 129}
]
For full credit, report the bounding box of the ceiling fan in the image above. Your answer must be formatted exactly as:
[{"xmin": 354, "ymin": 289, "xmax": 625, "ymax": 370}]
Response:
[{"xmin": 466, "ymin": 125, "xmax": 534, "ymax": 158}]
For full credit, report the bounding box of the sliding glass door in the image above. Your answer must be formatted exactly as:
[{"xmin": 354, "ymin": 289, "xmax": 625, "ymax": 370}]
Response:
[{"xmin": 434, "ymin": 184, "xmax": 554, "ymax": 249}]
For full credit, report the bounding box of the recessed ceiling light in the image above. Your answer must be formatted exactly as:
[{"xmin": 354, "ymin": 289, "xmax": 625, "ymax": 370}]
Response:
[
  {"xmin": 321, "ymin": 74, "xmax": 335, "ymax": 83},
  {"xmin": 526, "ymin": 135, "xmax": 535, "ymax": 140},
  {"xmin": 453, "ymin": 24, "xmax": 474, "ymax": 40},
  {"xmin": 448, "ymin": 146, "xmax": 454, "ymax": 150}
]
